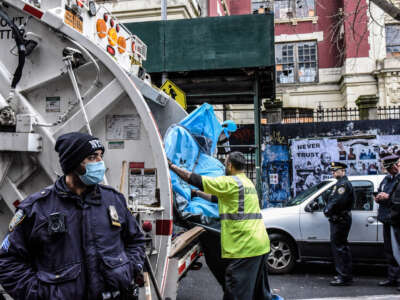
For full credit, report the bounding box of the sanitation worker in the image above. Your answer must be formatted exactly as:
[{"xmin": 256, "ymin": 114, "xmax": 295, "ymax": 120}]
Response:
[
  {"xmin": 324, "ymin": 162, "xmax": 355, "ymax": 286},
  {"xmin": 169, "ymin": 151, "xmax": 272, "ymax": 300},
  {"xmin": 375, "ymin": 154, "xmax": 400, "ymax": 289},
  {"xmin": 0, "ymin": 132, "xmax": 145, "ymax": 300}
]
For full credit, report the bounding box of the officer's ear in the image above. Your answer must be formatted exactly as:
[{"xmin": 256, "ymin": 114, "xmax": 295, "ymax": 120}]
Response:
[{"xmin": 75, "ymin": 163, "xmax": 86, "ymax": 176}]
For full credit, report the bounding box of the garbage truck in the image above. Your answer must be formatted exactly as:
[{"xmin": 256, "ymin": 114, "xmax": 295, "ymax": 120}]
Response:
[{"xmin": 0, "ymin": 0, "xmax": 216, "ymax": 299}]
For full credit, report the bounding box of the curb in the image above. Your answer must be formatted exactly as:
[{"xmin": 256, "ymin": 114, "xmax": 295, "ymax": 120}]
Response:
[{"xmin": 296, "ymin": 295, "xmax": 400, "ymax": 300}]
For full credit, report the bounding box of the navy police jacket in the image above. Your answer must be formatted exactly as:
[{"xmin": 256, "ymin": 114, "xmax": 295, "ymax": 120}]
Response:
[
  {"xmin": 377, "ymin": 174, "xmax": 399, "ymax": 224},
  {"xmin": 0, "ymin": 176, "xmax": 145, "ymax": 300},
  {"xmin": 324, "ymin": 176, "xmax": 355, "ymax": 219}
]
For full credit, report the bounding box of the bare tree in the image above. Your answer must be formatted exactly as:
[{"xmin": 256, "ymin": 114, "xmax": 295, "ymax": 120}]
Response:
[{"xmin": 370, "ymin": 0, "xmax": 400, "ymax": 21}]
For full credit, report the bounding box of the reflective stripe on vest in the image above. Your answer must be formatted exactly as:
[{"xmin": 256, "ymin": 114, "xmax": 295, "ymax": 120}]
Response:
[{"xmin": 219, "ymin": 176, "xmax": 262, "ymax": 221}]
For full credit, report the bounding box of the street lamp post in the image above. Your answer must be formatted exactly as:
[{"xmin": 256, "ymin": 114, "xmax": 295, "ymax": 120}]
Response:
[{"xmin": 161, "ymin": 0, "xmax": 167, "ymax": 83}]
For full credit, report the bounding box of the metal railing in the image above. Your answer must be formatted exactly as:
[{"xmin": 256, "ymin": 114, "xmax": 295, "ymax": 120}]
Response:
[
  {"xmin": 217, "ymin": 145, "xmax": 256, "ymax": 183},
  {"xmin": 281, "ymin": 106, "xmax": 400, "ymax": 124},
  {"xmin": 377, "ymin": 106, "xmax": 400, "ymax": 120},
  {"xmin": 282, "ymin": 107, "xmax": 360, "ymax": 124}
]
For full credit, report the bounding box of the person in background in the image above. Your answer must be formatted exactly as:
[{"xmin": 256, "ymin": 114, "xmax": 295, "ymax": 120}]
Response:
[
  {"xmin": 169, "ymin": 151, "xmax": 272, "ymax": 300},
  {"xmin": 324, "ymin": 162, "xmax": 355, "ymax": 286},
  {"xmin": 0, "ymin": 132, "xmax": 145, "ymax": 300},
  {"xmin": 388, "ymin": 156, "xmax": 400, "ymax": 290},
  {"xmin": 375, "ymin": 154, "xmax": 400, "ymax": 289},
  {"xmin": 214, "ymin": 120, "xmax": 237, "ymax": 156}
]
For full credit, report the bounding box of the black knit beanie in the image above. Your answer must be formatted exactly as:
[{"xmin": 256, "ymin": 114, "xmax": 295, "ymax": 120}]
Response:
[{"xmin": 55, "ymin": 132, "xmax": 105, "ymax": 174}]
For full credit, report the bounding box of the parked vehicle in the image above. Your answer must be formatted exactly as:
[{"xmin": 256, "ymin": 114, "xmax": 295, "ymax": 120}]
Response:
[{"xmin": 262, "ymin": 175, "xmax": 386, "ymax": 274}]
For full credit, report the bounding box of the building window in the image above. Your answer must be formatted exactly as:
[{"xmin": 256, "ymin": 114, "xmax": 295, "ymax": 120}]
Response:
[
  {"xmin": 276, "ymin": 41, "xmax": 318, "ymax": 84},
  {"xmin": 252, "ymin": 1, "xmax": 272, "ymax": 14},
  {"xmin": 274, "ymin": 0, "xmax": 315, "ymax": 19},
  {"xmin": 386, "ymin": 24, "xmax": 400, "ymax": 56}
]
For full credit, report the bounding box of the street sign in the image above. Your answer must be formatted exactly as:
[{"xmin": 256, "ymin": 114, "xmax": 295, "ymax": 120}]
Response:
[{"xmin": 161, "ymin": 79, "xmax": 187, "ymax": 110}]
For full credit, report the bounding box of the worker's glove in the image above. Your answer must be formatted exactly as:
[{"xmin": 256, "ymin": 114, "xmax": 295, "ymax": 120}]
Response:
[
  {"xmin": 191, "ymin": 189, "xmax": 198, "ymax": 198},
  {"xmin": 167, "ymin": 159, "xmax": 173, "ymax": 168}
]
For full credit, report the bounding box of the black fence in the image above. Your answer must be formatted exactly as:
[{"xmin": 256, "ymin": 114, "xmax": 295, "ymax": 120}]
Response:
[
  {"xmin": 377, "ymin": 106, "xmax": 400, "ymax": 119},
  {"xmin": 282, "ymin": 107, "xmax": 359, "ymax": 123},
  {"xmin": 216, "ymin": 145, "xmax": 257, "ymax": 183},
  {"xmin": 281, "ymin": 106, "xmax": 400, "ymax": 124}
]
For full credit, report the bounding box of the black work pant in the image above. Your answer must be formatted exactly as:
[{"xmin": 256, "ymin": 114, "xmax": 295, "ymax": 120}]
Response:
[
  {"xmin": 330, "ymin": 216, "xmax": 352, "ymax": 280},
  {"xmin": 383, "ymin": 223, "xmax": 400, "ymax": 281},
  {"xmin": 200, "ymin": 231, "xmax": 230, "ymax": 289},
  {"xmin": 223, "ymin": 254, "xmax": 272, "ymax": 300}
]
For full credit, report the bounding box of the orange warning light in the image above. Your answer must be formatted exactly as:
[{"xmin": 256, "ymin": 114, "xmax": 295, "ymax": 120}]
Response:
[
  {"xmin": 117, "ymin": 36, "xmax": 126, "ymax": 54},
  {"xmin": 108, "ymin": 27, "xmax": 118, "ymax": 46},
  {"xmin": 96, "ymin": 19, "xmax": 107, "ymax": 39}
]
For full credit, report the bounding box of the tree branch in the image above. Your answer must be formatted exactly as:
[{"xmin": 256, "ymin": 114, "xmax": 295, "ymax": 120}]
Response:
[{"xmin": 370, "ymin": 0, "xmax": 400, "ymax": 21}]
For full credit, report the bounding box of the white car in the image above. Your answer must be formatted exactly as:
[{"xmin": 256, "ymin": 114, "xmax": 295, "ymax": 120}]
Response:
[{"xmin": 262, "ymin": 175, "xmax": 386, "ymax": 274}]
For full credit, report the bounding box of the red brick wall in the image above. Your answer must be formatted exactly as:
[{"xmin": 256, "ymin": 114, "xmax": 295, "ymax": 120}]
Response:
[
  {"xmin": 343, "ymin": 0, "xmax": 370, "ymax": 58},
  {"xmin": 229, "ymin": 0, "xmax": 251, "ymax": 15},
  {"xmin": 275, "ymin": 0, "xmax": 344, "ymax": 68},
  {"xmin": 208, "ymin": 0, "xmax": 228, "ymax": 16}
]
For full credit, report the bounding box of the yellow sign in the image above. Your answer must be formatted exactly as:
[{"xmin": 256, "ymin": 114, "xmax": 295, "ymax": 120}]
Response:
[{"xmin": 161, "ymin": 80, "xmax": 187, "ymax": 110}]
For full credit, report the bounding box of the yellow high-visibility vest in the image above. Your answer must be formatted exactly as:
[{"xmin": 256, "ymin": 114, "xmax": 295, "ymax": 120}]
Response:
[{"xmin": 202, "ymin": 173, "xmax": 270, "ymax": 258}]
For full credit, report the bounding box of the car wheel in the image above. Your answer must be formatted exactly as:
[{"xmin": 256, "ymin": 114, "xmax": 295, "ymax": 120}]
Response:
[{"xmin": 267, "ymin": 232, "xmax": 296, "ymax": 274}]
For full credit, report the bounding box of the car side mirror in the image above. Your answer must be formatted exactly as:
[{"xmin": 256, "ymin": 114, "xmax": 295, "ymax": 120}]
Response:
[{"xmin": 305, "ymin": 201, "xmax": 319, "ymax": 213}]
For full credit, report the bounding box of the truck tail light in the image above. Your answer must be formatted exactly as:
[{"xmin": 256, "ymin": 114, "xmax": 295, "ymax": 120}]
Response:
[
  {"xmin": 107, "ymin": 45, "xmax": 115, "ymax": 56},
  {"xmin": 142, "ymin": 221, "xmax": 153, "ymax": 232}
]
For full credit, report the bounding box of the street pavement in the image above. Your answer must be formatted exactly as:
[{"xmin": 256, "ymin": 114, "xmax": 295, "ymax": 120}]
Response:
[{"xmin": 177, "ymin": 257, "xmax": 400, "ymax": 300}]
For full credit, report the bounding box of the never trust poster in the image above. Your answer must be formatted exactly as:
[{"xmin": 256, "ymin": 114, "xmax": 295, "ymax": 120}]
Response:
[{"xmin": 291, "ymin": 139, "xmax": 339, "ymax": 196}]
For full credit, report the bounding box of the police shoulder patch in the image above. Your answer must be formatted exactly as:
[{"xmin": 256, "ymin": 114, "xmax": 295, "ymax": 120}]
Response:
[
  {"xmin": 338, "ymin": 187, "xmax": 346, "ymax": 195},
  {"xmin": 9, "ymin": 210, "xmax": 25, "ymax": 232},
  {"xmin": 1, "ymin": 234, "xmax": 10, "ymax": 252}
]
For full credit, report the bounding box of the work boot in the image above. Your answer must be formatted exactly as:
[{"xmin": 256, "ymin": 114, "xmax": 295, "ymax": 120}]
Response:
[
  {"xmin": 378, "ymin": 279, "xmax": 397, "ymax": 287},
  {"xmin": 330, "ymin": 277, "xmax": 353, "ymax": 286}
]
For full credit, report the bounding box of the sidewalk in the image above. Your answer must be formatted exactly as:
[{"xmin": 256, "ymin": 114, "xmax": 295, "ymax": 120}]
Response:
[{"xmin": 297, "ymin": 295, "xmax": 400, "ymax": 300}]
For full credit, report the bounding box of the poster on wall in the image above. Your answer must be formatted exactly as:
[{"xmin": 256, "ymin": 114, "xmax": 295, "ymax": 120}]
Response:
[
  {"xmin": 262, "ymin": 145, "xmax": 290, "ymax": 208},
  {"xmin": 291, "ymin": 139, "xmax": 338, "ymax": 196},
  {"xmin": 377, "ymin": 135, "xmax": 400, "ymax": 157},
  {"xmin": 338, "ymin": 139, "xmax": 379, "ymax": 176}
]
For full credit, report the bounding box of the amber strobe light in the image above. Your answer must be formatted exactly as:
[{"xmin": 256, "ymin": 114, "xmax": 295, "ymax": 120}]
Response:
[
  {"xmin": 117, "ymin": 36, "xmax": 126, "ymax": 54},
  {"xmin": 96, "ymin": 19, "xmax": 107, "ymax": 39},
  {"xmin": 108, "ymin": 27, "xmax": 117, "ymax": 46}
]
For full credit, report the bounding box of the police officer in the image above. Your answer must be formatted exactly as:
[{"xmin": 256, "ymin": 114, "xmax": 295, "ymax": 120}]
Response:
[
  {"xmin": 389, "ymin": 156, "xmax": 400, "ymax": 288},
  {"xmin": 0, "ymin": 132, "xmax": 145, "ymax": 300},
  {"xmin": 375, "ymin": 155, "xmax": 400, "ymax": 288},
  {"xmin": 324, "ymin": 162, "xmax": 355, "ymax": 286},
  {"xmin": 169, "ymin": 151, "xmax": 272, "ymax": 300}
]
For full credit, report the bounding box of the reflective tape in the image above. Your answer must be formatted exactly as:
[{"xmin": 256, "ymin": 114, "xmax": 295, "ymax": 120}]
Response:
[
  {"xmin": 23, "ymin": 4, "xmax": 43, "ymax": 19},
  {"xmin": 221, "ymin": 176, "xmax": 261, "ymax": 220},
  {"xmin": 220, "ymin": 213, "xmax": 262, "ymax": 220},
  {"xmin": 232, "ymin": 176, "xmax": 244, "ymax": 213}
]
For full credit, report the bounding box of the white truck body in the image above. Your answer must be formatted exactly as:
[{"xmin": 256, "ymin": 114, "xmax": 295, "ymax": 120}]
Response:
[{"xmin": 0, "ymin": 0, "xmax": 198, "ymax": 298}]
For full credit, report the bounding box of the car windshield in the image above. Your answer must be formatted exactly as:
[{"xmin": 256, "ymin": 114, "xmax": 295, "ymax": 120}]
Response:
[{"xmin": 285, "ymin": 181, "xmax": 331, "ymax": 207}]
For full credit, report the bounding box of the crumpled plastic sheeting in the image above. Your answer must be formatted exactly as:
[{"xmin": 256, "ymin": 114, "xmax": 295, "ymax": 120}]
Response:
[
  {"xmin": 179, "ymin": 103, "xmax": 223, "ymax": 155},
  {"xmin": 164, "ymin": 103, "xmax": 225, "ymax": 223}
]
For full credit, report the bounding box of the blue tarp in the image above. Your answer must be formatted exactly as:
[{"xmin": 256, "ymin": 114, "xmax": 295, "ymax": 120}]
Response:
[{"xmin": 164, "ymin": 104, "xmax": 227, "ymax": 222}]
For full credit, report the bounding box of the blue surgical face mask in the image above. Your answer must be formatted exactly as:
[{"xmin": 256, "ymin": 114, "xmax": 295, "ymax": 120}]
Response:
[{"xmin": 79, "ymin": 161, "xmax": 106, "ymax": 186}]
